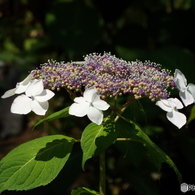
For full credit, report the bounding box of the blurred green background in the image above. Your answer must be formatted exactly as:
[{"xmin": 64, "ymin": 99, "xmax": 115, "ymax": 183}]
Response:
[{"xmin": 0, "ymin": 0, "xmax": 195, "ymax": 194}]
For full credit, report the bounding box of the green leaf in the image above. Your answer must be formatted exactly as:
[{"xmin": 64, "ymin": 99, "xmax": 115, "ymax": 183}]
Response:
[
  {"xmin": 187, "ymin": 105, "xmax": 195, "ymax": 125},
  {"xmin": 81, "ymin": 118, "xmax": 117, "ymax": 169},
  {"xmin": 34, "ymin": 106, "xmax": 70, "ymax": 129},
  {"xmin": 71, "ymin": 187, "xmax": 99, "ymax": 195},
  {"xmin": 71, "ymin": 186, "xmax": 99, "ymax": 195},
  {"xmin": 48, "ymin": 144, "xmax": 82, "ymax": 194},
  {"xmin": 119, "ymin": 117, "xmax": 182, "ymax": 183},
  {"xmin": 0, "ymin": 135, "xmax": 75, "ymax": 193}
]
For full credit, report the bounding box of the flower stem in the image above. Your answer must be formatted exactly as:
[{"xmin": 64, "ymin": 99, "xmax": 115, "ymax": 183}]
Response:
[{"xmin": 99, "ymin": 151, "xmax": 106, "ymax": 195}]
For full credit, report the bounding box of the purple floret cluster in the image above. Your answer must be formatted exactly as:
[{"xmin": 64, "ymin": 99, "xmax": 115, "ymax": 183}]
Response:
[{"xmin": 32, "ymin": 52, "xmax": 175, "ymax": 101}]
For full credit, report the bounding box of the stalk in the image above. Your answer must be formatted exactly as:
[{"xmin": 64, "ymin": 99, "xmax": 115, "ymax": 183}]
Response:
[{"xmin": 99, "ymin": 151, "xmax": 106, "ymax": 195}]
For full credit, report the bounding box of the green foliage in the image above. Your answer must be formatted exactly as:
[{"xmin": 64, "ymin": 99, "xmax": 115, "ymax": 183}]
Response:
[
  {"xmin": 116, "ymin": 117, "xmax": 182, "ymax": 184},
  {"xmin": 187, "ymin": 105, "xmax": 195, "ymax": 125},
  {"xmin": 71, "ymin": 186, "xmax": 99, "ymax": 195},
  {"xmin": 114, "ymin": 141, "xmax": 159, "ymax": 195},
  {"xmin": 81, "ymin": 118, "xmax": 117, "ymax": 169},
  {"xmin": 0, "ymin": 135, "xmax": 75, "ymax": 193},
  {"xmin": 48, "ymin": 144, "xmax": 83, "ymax": 194},
  {"xmin": 34, "ymin": 106, "xmax": 70, "ymax": 129}
]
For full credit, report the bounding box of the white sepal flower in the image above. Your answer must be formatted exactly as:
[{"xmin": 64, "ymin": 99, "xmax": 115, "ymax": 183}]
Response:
[
  {"xmin": 188, "ymin": 83, "xmax": 195, "ymax": 103},
  {"xmin": 11, "ymin": 79, "xmax": 55, "ymax": 115},
  {"xmin": 174, "ymin": 69, "xmax": 195, "ymax": 106},
  {"xmin": 69, "ymin": 87, "xmax": 110, "ymax": 125},
  {"xmin": 1, "ymin": 73, "xmax": 33, "ymax": 98},
  {"xmin": 156, "ymin": 98, "xmax": 186, "ymax": 129}
]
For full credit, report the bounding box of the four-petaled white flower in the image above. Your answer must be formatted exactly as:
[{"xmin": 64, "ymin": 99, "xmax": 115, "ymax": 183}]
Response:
[
  {"xmin": 174, "ymin": 69, "xmax": 195, "ymax": 106},
  {"xmin": 1, "ymin": 73, "xmax": 33, "ymax": 98},
  {"xmin": 11, "ymin": 79, "xmax": 55, "ymax": 115},
  {"xmin": 69, "ymin": 87, "xmax": 110, "ymax": 125},
  {"xmin": 156, "ymin": 98, "xmax": 186, "ymax": 129}
]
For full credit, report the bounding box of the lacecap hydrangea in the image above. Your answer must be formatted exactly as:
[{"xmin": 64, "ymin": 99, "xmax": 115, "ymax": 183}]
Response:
[{"xmin": 32, "ymin": 52, "xmax": 174, "ymax": 101}]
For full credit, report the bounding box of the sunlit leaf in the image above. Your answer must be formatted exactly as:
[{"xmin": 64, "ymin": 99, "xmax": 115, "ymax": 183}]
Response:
[
  {"xmin": 0, "ymin": 135, "xmax": 75, "ymax": 193},
  {"xmin": 187, "ymin": 105, "xmax": 195, "ymax": 125},
  {"xmin": 34, "ymin": 106, "xmax": 70, "ymax": 129},
  {"xmin": 81, "ymin": 118, "xmax": 117, "ymax": 169}
]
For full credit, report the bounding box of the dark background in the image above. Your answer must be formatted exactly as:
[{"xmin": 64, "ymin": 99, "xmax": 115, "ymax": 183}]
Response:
[{"xmin": 0, "ymin": 0, "xmax": 195, "ymax": 194}]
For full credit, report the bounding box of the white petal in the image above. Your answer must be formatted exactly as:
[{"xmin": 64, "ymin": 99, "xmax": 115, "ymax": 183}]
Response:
[
  {"xmin": 188, "ymin": 83, "xmax": 195, "ymax": 102},
  {"xmin": 93, "ymin": 99, "xmax": 110, "ymax": 111},
  {"xmin": 20, "ymin": 73, "xmax": 33, "ymax": 85},
  {"xmin": 156, "ymin": 99, "xmax": 172, "ymax": 112},
  {"xmin": 35, "ymin": 89, "xmax": 55, "ymax": 102},
  {"xmin": 166, "ymin": 110, "xmax": 186, "ymax": 129},
  {"xmin": 74, "ymin": 97, "xmax": 86, "ymax": 104},
  {"xmin": 31, "ymin": 100, "xmax": 48, "ymax": 115},
  {"xmin": 15, "ymin": 84, "xmax": 29, "ymax": 94},
  {"xmin": 11, "ymin": 95, "xmax": 32, "ymax": 114},
  {"xmin": 84, "ymin": 87, "xmax": 98, "ymax": 103},
  {"xmin": 69, "ymin": 102, "xmax": 89, "ymax": 117},
  {"xmin": 169, "ymin": 98, "xmax": 183, "ymax": 109},
  {"xmin": 15, "ymin": 73, "xmax": 33, "ymax": 94},
  {"xmin": 26, "ymin": 79, "xmax": 44, "ymax": 97},
  {"xmin": 179, "ymin": 90, "xmax": 194, "ymax": 107},
  {"xmin": 87, "ymin": 106, "xmax": 103, "ymax": 125},
  {"xmin": 174, "ymin": 69, "xmax": 187, "ymax": 91},
  {"xmin": 1, "ymin": 88, "xmax": 17, "ymax": 98}
]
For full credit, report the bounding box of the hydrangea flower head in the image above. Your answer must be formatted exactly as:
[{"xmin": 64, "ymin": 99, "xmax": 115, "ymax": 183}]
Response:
[{"xmin": 32, "ymin": 53, "xmax": 174, "ymax": 102}]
